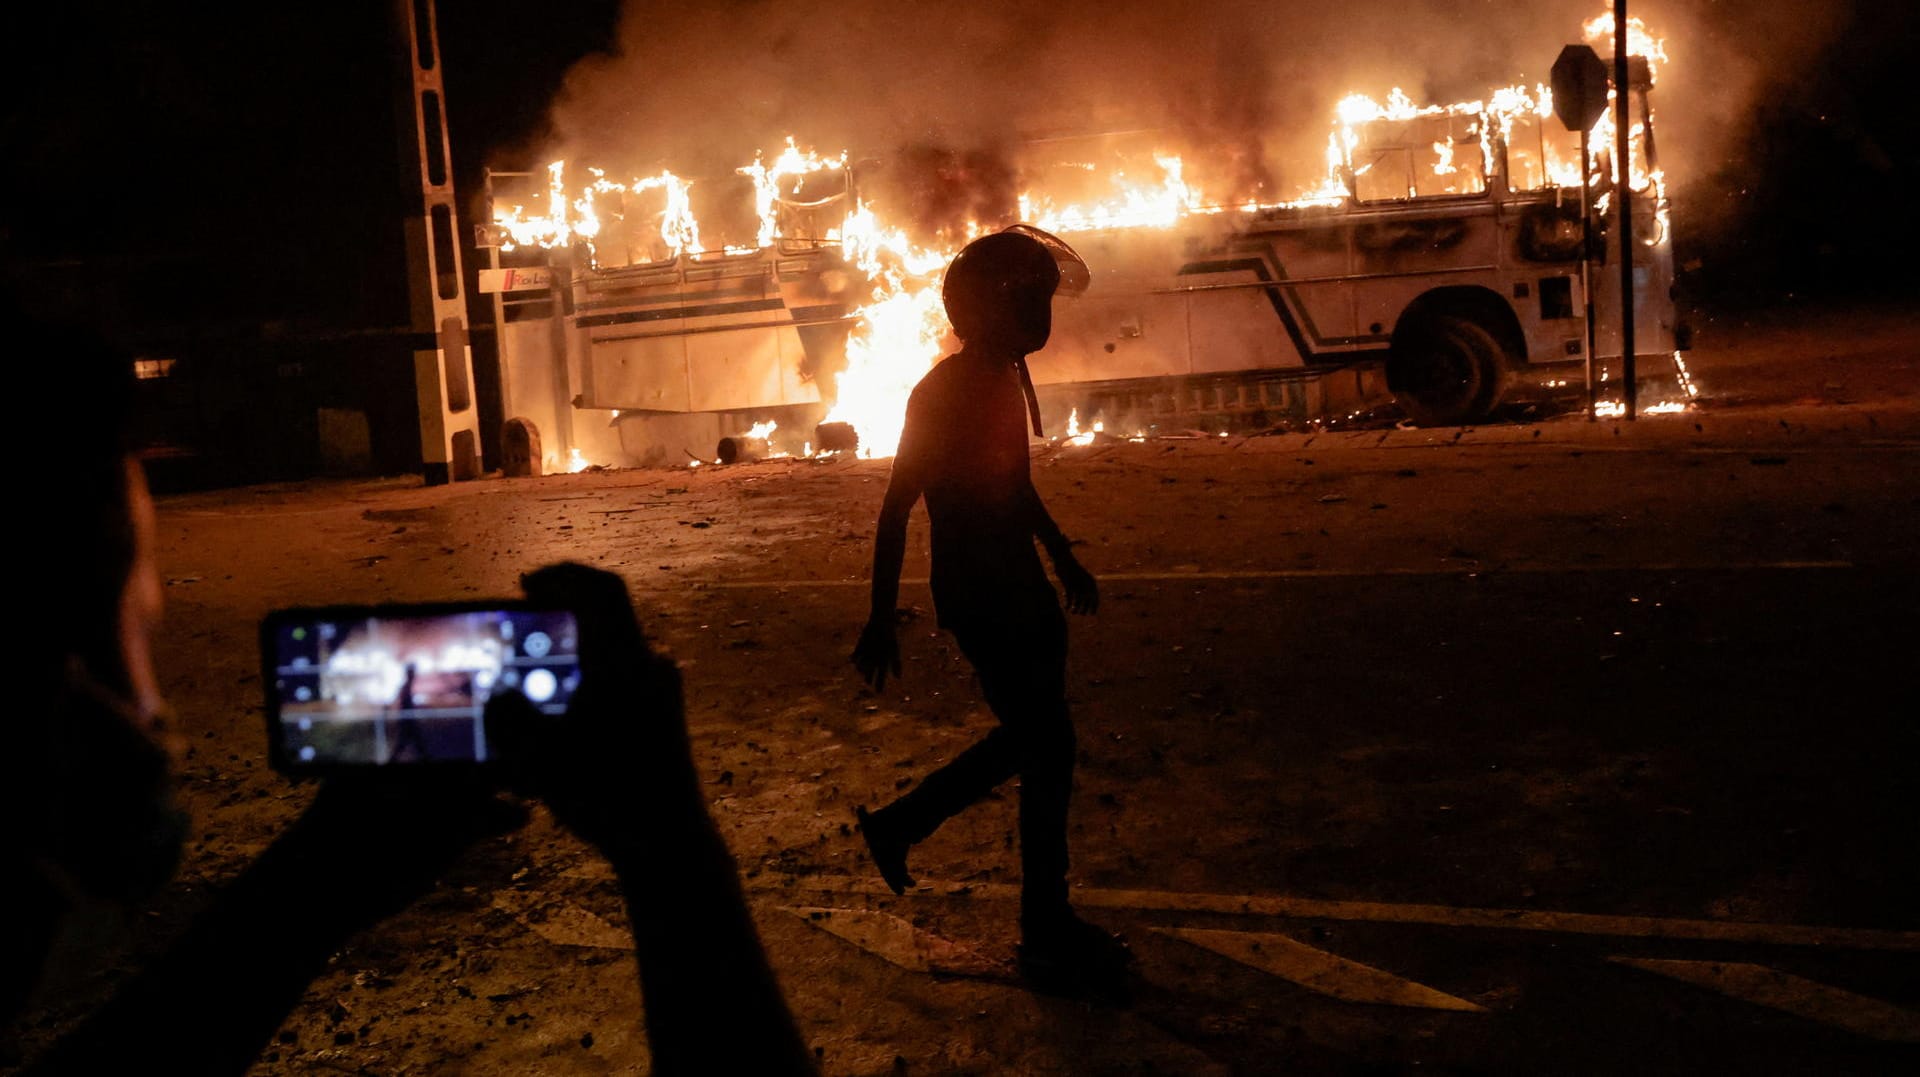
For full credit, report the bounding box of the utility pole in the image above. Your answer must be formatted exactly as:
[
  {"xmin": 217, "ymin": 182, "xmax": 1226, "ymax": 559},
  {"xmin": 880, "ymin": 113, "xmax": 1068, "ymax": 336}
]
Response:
[
  {"xmin": 394, "ymin": 0, "xmax": 484, "ymax": 482},
  {"xmin": 1613, "ymin": 0, "xmax": 1637, "ymax": 419}
]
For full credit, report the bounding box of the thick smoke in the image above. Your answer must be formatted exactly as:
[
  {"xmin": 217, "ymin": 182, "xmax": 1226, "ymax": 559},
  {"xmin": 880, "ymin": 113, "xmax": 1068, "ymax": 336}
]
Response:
[{"xmin": 533, "ymin": 0, "xmax": 1853, "ymax": 242}]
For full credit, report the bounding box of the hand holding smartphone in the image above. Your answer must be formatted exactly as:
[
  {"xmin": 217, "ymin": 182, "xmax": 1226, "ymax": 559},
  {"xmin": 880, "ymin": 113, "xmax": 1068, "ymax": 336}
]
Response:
[{"xmin": 261, "ymin": 602, "xmax": 581, "ymax": 773}]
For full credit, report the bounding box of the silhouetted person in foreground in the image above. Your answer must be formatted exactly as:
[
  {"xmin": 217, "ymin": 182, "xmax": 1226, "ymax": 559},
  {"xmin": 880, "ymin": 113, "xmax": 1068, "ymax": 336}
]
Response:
[
  {"xmin": 5, "ymin": 305, "xmax": 813, "ymax": 1074},
  {"xmin": 851, "ymin": 228, "xmax": 1132, "ymax": 992}
]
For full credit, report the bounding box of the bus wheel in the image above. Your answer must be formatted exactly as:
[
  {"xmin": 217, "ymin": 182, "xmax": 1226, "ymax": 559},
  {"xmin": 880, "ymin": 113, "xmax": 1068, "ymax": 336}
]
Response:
[{"xmin": 1388, "ymin": 314, "xmax": 1508, "ymax": 426}]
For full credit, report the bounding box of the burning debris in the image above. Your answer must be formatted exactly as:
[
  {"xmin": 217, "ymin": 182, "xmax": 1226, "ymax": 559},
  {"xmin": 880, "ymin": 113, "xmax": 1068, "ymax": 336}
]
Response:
[
  {"xmin": 814, "ymin": 421, "xmax": 861, "ymax": 456},
  {"xmin": 716, "ymin": 420, "xmax": 783, "ymax": 465}
]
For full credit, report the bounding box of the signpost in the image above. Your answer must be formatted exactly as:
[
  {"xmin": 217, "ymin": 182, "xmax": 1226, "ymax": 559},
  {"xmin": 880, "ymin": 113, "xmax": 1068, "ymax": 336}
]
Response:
[
  {"xmin": 1612, "ymin": 0, "xmax": 1637, "ymax": 419},
  {"xmin": 1551, "ymin": 44, "xmax": 1609, "ymax": 421}
]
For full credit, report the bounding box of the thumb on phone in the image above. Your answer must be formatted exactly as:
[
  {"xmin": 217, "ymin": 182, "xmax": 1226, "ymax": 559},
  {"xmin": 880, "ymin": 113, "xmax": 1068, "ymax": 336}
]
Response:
[{"xmin": 483, "ymin": 689, "xmax": 560, "ymax": 799}]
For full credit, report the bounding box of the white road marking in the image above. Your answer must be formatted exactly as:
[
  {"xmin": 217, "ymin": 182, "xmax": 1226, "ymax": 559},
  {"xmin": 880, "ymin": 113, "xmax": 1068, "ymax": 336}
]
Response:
[
  {"xmin": 1611, "ymin": 957, "xmax": 1920, "ymax": 1042},
  {"xmin": 664, "ymin": 561, "xmax": 1855, "ymax": 591},
  {"xmin": 491, "ymin": 890, "xmax": 629, "ymax": 950},
  {"xmin": 1157, "ymin": 927, "xmax": 1486, "ymax": 1011},
  {"xmin": 752, "ymin": 875, "xmax": 1920, "ymax": 952},
  {"xmin": 783, "ymin": 906, "xmax": 1000, "ymax": 975}
]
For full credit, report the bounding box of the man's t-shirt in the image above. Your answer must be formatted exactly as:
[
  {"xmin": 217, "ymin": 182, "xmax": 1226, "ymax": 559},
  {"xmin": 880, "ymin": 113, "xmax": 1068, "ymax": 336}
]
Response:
[{"xmin": 895, "ymin": 351, "xmax": 1057, "ymax": 631}]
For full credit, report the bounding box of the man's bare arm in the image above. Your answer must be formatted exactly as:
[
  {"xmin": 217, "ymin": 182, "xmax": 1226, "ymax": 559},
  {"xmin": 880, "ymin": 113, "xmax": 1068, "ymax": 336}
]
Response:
[
  {"xmin": 1022, "ymin": 479, "xmax": 1099, "ymax": 615},
  {"xmin": 867, "ymin": 472, "xmax": 921, "ymax": 622},
  {"xmin": 1022, "ymin": 480, "xmax": 1073, "ymax": 562},
  {"xmin": 853, "ymin": 443, "xmax": 925, "ymax": 691}
]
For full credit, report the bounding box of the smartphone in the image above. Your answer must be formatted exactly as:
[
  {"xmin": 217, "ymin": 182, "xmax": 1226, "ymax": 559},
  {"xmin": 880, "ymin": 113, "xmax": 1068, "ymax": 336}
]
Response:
[{"xmin": 261, "ymin": 602, "xmax": 580, "ymax": 773}]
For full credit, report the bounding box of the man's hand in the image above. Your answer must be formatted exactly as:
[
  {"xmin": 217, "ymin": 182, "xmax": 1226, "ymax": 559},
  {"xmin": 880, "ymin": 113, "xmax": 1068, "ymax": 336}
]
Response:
[
  {"xmin": 483, "ymin": 563, "xmax": 700, "ymax": 852},
  {"xmin": 851, "ymin": 615, "xmax": 902, "ymax": 692},
  {"xmin": 284, "ymin": 772, "xmax": 525, "ymax": 913},
  {"xmin": 1056, "ymin": 552, "xmax": 1100, "ymax": 615}
]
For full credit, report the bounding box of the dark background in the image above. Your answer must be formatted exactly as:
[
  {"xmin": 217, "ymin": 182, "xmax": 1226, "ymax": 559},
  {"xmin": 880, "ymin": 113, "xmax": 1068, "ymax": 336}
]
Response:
[{"xmin": 2, "ymin": 2, "xmax": 1911, "ymax": 485}]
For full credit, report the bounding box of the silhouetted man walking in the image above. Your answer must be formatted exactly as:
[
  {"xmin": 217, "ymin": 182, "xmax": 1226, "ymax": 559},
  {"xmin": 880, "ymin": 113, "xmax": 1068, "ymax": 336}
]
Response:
[
  {"xmin": 852, "ymin": 227, "xmax": 1129, "ymax": 989},
  {"xmin": 386, "ymin": 662, "xmax": 426, "ymax": 763}
]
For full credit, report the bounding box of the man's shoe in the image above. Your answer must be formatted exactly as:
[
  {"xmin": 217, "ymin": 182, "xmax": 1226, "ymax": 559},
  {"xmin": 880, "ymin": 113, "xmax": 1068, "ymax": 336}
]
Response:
[
  {"xmin": 1017, "ymin": 911, "xmax": 1135, "ymax": 1001},
  {"xmin": 855, "ymin": 806, "xmax": 915, "ymax": 895}
]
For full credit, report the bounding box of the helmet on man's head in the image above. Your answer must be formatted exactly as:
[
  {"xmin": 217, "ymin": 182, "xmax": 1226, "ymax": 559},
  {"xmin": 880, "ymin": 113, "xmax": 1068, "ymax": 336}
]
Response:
[
  {"xmin": 941, "ymin": 231, "xmax": 1061, "ymax": 343},
  {"xmin": 939, "ymin": 226, "xmax": 1090, "ymax": 436}
]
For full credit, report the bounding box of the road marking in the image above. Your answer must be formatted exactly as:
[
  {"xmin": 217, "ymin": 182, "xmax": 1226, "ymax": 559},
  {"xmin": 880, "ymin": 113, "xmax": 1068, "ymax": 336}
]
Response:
[
  {"xmin": 491, "ymin": 890, "xmax": 629, "ymax": 950},
  {"xmin": 1611, "ymin": 957, "xmax": 1920, "ymax": 1042},
  {"xmin": 784, "ymin": 906, "xmax": 1000, "ymax": 975},
  {"xmin": 1677, "ymin": 445, "xmax": 1920, "ymax": 455},
  {"xmin": 751, "ymin": 875, "xmax": 1920, "ymax": 952},
  {"xmin": 665, "ymin": 561, "xmax": 1855, "ymax": 591},
  {"xmin": 1157, "ymin": 927, "xmax": 1485, "ymax": 1011},
  {"xmin": 1091, "ymin": 563, "xmax": 1856, "ymax": 580}
]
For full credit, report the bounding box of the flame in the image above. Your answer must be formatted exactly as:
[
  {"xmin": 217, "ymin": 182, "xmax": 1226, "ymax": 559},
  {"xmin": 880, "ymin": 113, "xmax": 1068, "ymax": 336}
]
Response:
[
  {"xmin": 738, "ymin": 137, "xmax": 848, "ymax": 250},
  {"xmin": 1063, "ymin": 408, "xmax": 1103, "ymax": 447},
  {"xmin": 494, "ymin": 6, "xmax": 1668, "ymax": 459},
  {"xmin": 1583, "ymin": 11, "xmax": 1668, "ymax": 82},
  {"xmin": 1021, "ymin": 153, "xmax": 1208, "ymax": 234},
  {"xmin": 826, "ymin": 273, "xmax": 953, "ymax": 458},
  {"xmin": 822, "ymin": 199, "xmax": 960, "ymax": 458}
]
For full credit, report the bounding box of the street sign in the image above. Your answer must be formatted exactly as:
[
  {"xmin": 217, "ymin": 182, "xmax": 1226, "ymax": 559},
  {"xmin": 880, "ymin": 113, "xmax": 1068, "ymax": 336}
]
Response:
[
  {"xmin": 1551, "ymin": 45, "xmax": 1609, "ymax": 132},
  {"xmin": 1552, "ymin": 43, "xmax": 1610, "ymax": 420}
]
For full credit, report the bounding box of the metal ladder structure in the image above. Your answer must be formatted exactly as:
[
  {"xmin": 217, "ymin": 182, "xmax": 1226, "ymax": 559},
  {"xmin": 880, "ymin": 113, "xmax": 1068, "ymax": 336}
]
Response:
[{"xmin": 395, "ymin": 0, "xmax": 482, "ymax": 483}]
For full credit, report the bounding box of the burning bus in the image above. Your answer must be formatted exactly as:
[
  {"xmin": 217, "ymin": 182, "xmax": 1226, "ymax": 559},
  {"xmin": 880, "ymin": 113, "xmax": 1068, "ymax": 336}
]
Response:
[{"xmin": 482, "ymin": 12, "xmax": 1691, "ymax": 470}]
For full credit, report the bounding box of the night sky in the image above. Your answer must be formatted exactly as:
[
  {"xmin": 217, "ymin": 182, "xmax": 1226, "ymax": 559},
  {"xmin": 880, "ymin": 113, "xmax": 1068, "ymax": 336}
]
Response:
[
  {"xmin": 2, "ymin": 1, "xmax": 1913, "ymax": 338},
  {"xmin": 3, "ymin": 2, "xmax": 620, "ymax": 333}
]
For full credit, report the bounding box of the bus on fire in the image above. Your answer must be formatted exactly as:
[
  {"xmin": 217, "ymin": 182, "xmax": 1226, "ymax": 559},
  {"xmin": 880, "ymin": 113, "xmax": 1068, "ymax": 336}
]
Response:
[{"xmin": 482, "ymin": 54, "xmax": 1687, "ymax": 469}]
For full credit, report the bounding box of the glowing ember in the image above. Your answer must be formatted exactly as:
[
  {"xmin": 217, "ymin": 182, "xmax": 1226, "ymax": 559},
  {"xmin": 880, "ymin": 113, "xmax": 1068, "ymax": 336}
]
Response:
[
  {"xmin": 1594, "ymin": 399, "xmax": 1691, "ymax": 418},
  {"xmin": 1670, "ymin": 351, "xmax": 1701, "ymax": 400}
]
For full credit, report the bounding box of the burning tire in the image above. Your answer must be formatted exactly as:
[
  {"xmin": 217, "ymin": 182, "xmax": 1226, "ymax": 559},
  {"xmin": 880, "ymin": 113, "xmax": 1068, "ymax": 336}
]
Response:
[{"xmin": 1387, "ymin": 313, "xmax": 1510, "ymax": 427}]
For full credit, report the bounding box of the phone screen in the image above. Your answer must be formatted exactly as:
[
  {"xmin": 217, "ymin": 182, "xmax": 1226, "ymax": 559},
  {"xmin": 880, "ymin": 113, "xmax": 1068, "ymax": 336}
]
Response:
[{"xmin": 263, "ymin": 604, "xmax": 580, "ymax": 770}]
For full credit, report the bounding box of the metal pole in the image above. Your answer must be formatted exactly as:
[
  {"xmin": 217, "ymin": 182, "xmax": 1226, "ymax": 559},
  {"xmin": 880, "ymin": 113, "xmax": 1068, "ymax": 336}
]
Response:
[
  {"xmin": 1580, "ymin": 125, "xmax": 1596, "ymax": 421},
  {"xmin": 545, "ymin": 254, "xmax": 576, "ymax": 462},
  {"xmin": 483, "ymin": 168, "xmax": 513, "ymax": 423},
  {"xmin": 1613, "ymin": 0, "xmax": 1637, "ymax": 419}
]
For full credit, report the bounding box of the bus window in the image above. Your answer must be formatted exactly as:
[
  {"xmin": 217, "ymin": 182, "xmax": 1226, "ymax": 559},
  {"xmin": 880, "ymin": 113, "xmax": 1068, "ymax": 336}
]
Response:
[
  {"xmin": 1352, "ymin": 113, "xmax": 1486, "ymax": 202},
  {"xmin": 772, "ymin": 166, "xmax": 851, "ymax": 253},
  {"xmin": 597, "ymin": 184, "xmax": 676, "ymax": 268},
  {"xmin": 1505, "ymin": 112, "xmax": 1586, "ymax": 191}
]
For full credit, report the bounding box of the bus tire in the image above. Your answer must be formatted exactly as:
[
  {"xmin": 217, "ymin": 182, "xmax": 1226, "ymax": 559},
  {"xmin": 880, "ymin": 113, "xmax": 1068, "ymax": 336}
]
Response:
[{"xmin": 1388, "ymin": 313, "xmax": 1508, "ymax": 427}]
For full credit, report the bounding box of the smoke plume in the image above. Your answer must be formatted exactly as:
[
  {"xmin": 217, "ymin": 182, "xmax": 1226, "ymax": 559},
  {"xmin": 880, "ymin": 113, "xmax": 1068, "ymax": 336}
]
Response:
[{"xmin": 530, "ymin": 1, "xmax": 1855, "ymax": 244}]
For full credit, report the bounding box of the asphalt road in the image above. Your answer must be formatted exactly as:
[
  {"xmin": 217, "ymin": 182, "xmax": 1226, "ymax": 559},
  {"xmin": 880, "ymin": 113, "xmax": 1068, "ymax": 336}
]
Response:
[{"xmin": 13, "ymin": 387, "xmax": 1920, "ymax": 1072}]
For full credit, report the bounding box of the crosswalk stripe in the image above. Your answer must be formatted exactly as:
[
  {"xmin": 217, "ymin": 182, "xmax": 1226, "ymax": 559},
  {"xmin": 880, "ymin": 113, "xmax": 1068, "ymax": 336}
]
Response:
[
  {"xmin": 1157, "ymin": 927, "xmax": 1486, "ymax": 1011},
  {"xmin": 784, "ymin": 906, "xmax": 1001, "ymax": 976},
  {"xmin": 751, "ymin": 874, "xmax": 1920, "ymax": 952},
  {"xmin": 647, "ymin": 561, "xmax": 1855, "ymax": 591},
  {"xmin": 490, "ymin": 889, "xmax": 629, "ymax": 950},
  {"xmin": 1611, "ymin": 957, "xmax": 1920, "ymax": 1042}
]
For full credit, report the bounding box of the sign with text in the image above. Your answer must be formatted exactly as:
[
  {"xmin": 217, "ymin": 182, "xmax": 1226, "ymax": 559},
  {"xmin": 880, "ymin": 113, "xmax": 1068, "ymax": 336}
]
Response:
[{"xmin": 477, "ymin": 267, "xmax": 555, "ymax": 294}]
